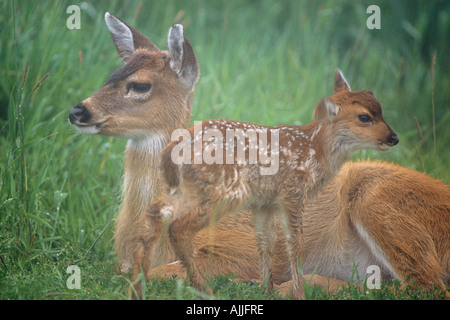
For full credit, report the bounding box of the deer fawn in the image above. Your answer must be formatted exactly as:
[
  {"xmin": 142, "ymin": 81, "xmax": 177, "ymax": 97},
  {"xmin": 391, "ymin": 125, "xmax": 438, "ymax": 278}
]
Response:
[
  {"xmin": 131, "ymin": 69, "xmax": 399, "ymax": 299},
  {"xmin": 68, "ymin": 13, "xmax": 199, "ymax": 273}
]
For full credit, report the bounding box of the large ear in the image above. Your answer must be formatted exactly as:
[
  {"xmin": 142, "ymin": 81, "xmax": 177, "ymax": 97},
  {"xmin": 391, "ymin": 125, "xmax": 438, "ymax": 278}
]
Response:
[
  {"xmin": 334, "ymin": 69, "xmax": 351, "ymax": 93},
  {"xmin": 105, "ymin": 12, "xmax": 159, "ymax": 63},
  {"xmin": 168, "ymin": 24, "xmax": 199, "ymax": 91},
  {"xmin": 313, "ymin": 98, "xmax": 340, "ymax": 121}
]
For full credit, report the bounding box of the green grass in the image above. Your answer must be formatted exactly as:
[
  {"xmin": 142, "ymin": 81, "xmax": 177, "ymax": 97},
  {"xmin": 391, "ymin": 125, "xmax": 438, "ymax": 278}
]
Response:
[{"xmin": 0, "ymin": 0, "xmax": 448, "ymax": 300}]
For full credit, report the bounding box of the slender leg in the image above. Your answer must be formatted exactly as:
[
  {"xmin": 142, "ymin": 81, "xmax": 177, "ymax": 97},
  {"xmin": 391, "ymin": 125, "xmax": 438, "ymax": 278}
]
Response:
[
  {"xmin": 288, "ymin": 222, "xmax": 304, "ymax": 299},
  {"xmin": 168, "ymin": 203, "xmax": 216, "ymax": 295},
  {"xmin": 253, "ymin": 210, "xmax": 277, "ymax": 294},
  {"xmin": 279, "ymin": 202, "xmax": 304, "ymax": 299},
  {"xmin": 129, "ymin": 201, "xmax": 165, "ymax": 299}
]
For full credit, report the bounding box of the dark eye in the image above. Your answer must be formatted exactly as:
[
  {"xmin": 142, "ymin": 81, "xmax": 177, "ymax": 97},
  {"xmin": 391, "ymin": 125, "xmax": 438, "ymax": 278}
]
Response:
[
  {"xmin": 128, "ymin": 82, "xmax": 152, "ymax": 93},
  {"xmin": 358, "ymin": 114, "xmax": 372, "ymax": 123}
]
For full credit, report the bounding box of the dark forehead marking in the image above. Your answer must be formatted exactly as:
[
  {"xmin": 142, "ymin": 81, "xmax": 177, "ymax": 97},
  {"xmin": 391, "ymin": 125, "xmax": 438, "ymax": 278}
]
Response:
[
  {"xmin": 348, "ymin": 90, "xmax": 382, "ymax": 116},
  {"xmin": 105, "ymin": 53, "xmax": 153, "ymax": 85}
]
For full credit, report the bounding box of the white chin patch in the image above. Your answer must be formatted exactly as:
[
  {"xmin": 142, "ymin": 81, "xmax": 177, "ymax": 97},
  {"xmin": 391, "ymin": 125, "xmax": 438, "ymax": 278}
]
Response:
[
  {"xmin": 378, "ymin": 143, "xmax": 392, "ymax": 150},
  {"xmin": 75, "ymin": 125, "xmax": 99, "ymax": 135}
]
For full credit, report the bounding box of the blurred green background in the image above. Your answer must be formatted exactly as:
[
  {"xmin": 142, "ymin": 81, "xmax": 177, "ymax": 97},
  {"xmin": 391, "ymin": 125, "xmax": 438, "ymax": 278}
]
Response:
[{"xmin": 0, "ymin": 0, "xmax": 448, "ymax": 299}]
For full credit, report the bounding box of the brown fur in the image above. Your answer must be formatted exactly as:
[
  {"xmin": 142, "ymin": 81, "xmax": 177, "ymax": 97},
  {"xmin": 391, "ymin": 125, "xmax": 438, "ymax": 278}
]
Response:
[
  {"xmin": 70, "ymin": 15, "xmax": 448, "ymax": 300},
  {"xmin": 148, "ymin": 161, "xmax": 449, "ymax": 295},
  {"xmin": 131, "ymin": 70, "xmax": 398, "ymax": 299},
  {"xmin": 68, "ymin": 14, "xmax": 199, "ymax": 273}
]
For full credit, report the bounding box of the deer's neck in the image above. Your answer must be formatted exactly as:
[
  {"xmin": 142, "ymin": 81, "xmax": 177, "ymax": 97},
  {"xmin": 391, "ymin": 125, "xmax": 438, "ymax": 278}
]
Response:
[
  {"xmin": 114, "ymin": 134, "xmax": 172, "ymax": 271},
  {"xmin": 122, "ymin": 135, "xmax": 168, "ymax": 217},
  {"xmin": 308, "ymin": 121, "xmax": 353, "ymax": 180}
]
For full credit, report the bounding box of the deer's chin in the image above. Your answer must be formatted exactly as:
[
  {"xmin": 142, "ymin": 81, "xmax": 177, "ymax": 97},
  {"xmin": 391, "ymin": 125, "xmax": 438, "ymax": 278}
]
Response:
[
  {"xmin": 74, "ymin": 124, "xmax": 100, "ymax": 135},
  {"xmin": 377, "ymin": 142, "xmax": 393, "ymax": 150}
]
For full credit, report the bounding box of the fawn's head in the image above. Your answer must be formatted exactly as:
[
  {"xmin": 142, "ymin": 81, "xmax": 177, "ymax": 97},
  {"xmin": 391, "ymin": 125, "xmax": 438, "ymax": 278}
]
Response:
[
  {"xmin": 69, "ymin": 13, "xmax": 199, "ymax": 140},
  {"xmin": 313, "ymin": 69, "xmax": 398, "ymax": 152}
]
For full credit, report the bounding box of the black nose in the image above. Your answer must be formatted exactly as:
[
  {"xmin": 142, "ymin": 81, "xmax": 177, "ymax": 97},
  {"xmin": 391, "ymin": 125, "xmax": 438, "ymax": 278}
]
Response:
[
  {"xmin": 387, "ymin": 133, "xmax": 399, "ymax": 146},
  {"xmin": 69, "ymin": 103, "xmax": 91, "ymax": 124}
]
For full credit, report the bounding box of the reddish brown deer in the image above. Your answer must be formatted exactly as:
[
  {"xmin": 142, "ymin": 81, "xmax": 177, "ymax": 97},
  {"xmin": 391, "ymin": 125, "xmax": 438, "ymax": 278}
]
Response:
[
  {"xmin": 68, "ymin": 14, "xmax": 448, "ymax": 299},
  {"xmin": 69, "ymin": 13, "xmax": 199, "ymax": 274},
  {"xmin": 131, "ymin": 70, "xmax": 399, "ymax": 299},
  {"xmin": 147, "ymin": 160, "xmax": 449, "ymax": 295}
]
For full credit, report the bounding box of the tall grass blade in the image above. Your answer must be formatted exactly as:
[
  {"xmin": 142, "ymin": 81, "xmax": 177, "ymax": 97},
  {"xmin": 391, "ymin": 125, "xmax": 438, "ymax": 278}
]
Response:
[
  {"xmin": 31, "ymin": 72, "xmax": 50, "ymax": 93},
  {"xmin": 430, "ymin": 51, "xmax": 436, "ymax": 162}
]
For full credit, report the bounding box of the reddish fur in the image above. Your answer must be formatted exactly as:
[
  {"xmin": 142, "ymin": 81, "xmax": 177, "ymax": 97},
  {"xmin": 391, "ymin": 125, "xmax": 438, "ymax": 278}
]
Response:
[
  {"xmin": 71, "ymin": 15, "xmax": 448, "ymax": 300},
  {"xmin": 148, "ymin": 161, "xmax": 449, "ymax": 293},
  {"xmin": 69, "ymin": 14, "xmax": 199, "ymax": 275},
  {"xmin": 131, "ymin": 71, "xmax": 399, "ymax": 299}
]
